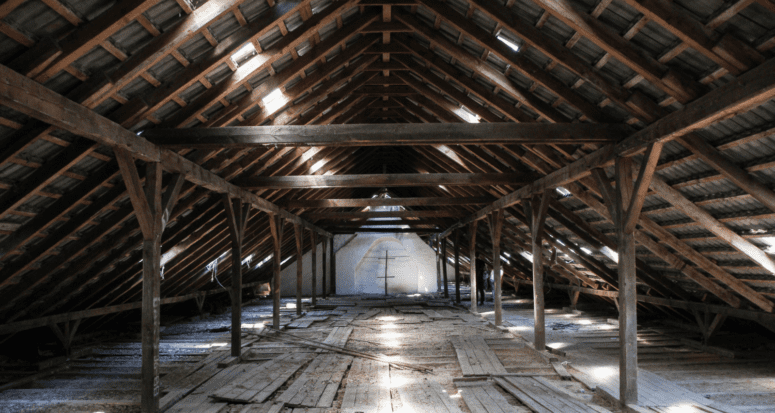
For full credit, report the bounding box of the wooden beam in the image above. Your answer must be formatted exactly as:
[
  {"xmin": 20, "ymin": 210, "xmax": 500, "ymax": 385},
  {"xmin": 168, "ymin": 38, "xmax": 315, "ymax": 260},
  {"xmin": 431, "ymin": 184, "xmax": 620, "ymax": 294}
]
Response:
[
  {"xmin": 620, "ymin": 0, "xmax": 763, "ymax": 74},
  {"xmin": 470, "ymin": 221, "xmax": 478, "ymax": 313},
  {"xmin": 222, "ymin": 196, "xmax": 249, "ymax": 357},
  {"xmin": 282, "ymin": 196, "xmax": 495, "ymax": 208},
  {"xmin": 144, "ymin": 123, "xmax": 625, "ymax": 147},
  {"xmin": 454, "ymin": 229, "xmax": 461, "ymax": 304},
  {"xmin": 679, "ymin": 133, "xmax": 775, "ymax": 214},
  {"xmin": 311, "ymin": 231, "xmax": 317, "ymax": 306},
  {"xmin": 413, "ymin": 0, "xmax": 612, "ymax": 122},
  {"xmin": 0, "ymin": 63, "xmax": 331, "ymax": 238},
  {"xmin": 614, "ymin": 157, "xmax": 638, "ymax": 405},
  {"xmin": 236, "ymin": 173, "xmax": 533, "ymax": 189},
  {"xmin": 442, "ymin": 237, "xmax": 449, "ymax": 298},
  {"xmin": 322, "ymin": 236, "xmax": 328, "ymax": 298},
  {"xmin": 532, "ymin": 0, "xmax": 703, "ymax": 103},
  {"xmin": 623, "ymin": 142, "xmax": 663, "ymax": 233},
  {"xmin": 32, "ymin": 0, "xmax": 158, "ymax": 83},
  {"xmin": 524, "ymin": 191, "xmax": 549, "ymax": 350},
  {"xmin": 467, "ymin": 0, "xmax": 662, "ymax": 123},
  {"xmin": 488, "ymin": 210, "xmax": 505, "ymax": 326},
  {"xmin": 649, "ymin": 174, "xmax": 775, "ymax": 275},
  {"xmin": 439, "ymin": 56, "xmax": 775, "ymax": 237},
  {"xmin": 268, "ymin": 215, "xmax": 284, "ymax": 329},
  {"xmin": 512, "ymin": 280, "xmax": 775, "ymax": 324},
  {"xmin": 329, "ymin": 235, "xmax": 336, "ymax": 293},
  {"xmin": 293, "ymin": 224, "xmax": 303, "ymax": 316},
  {"xmin": 306, "ymin": 210, "xmax": 464, "ymax": 219},
  {"xmin": 115, "ymin": 156, "xmax": 166, "ymax": 412}
]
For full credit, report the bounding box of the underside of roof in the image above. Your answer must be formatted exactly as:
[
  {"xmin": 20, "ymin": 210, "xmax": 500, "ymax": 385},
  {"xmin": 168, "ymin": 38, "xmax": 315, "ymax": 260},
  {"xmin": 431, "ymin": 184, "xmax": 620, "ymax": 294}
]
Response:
[{"xmin": 1, "ymin": 0, "xmax": 775, "ymax": 334}]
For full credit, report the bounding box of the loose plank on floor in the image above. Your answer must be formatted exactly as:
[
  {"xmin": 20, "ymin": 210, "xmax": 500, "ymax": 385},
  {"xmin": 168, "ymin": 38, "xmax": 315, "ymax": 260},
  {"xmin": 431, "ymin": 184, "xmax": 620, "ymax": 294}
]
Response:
[
  {"xmin": 451, "ymin": 336, "xmax": 508, "ymax": 376},
  {"xmin": 209, "ymin": 352, "xmax": 312, "ymax": 403},
  {"xmin": 459, "ymin": 382, "xmax": 524, "ymax": 413},
  {"xmin": 277, "ymin": 353, "xmax": 353, "ymax": 407}
]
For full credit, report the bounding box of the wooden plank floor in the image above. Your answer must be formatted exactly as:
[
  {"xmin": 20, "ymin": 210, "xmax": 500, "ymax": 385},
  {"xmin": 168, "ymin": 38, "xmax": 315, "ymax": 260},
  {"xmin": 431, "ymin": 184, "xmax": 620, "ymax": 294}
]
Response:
[
  {"xmin": 451, "ymin": 335, "xmax": 508, "ymax": 376},
  {"xmin": 2, "ymin": 292, "xmax": 772, "ymax": 413}
]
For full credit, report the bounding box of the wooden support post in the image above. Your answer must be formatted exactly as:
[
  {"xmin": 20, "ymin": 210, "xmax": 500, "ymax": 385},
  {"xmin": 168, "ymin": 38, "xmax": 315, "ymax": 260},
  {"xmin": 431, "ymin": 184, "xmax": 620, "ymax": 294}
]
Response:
[
  {"xmin": 470, "ymin": 221, "xmax": 478, "ymax": 313},
  {"xmin": 194, "ymin": 292, "xmax": 206, "ymax": 316},
  {"xmin": 311, "ymin": 231, "xmax": 317, "ymax": 306},
  {"xmin": 442, "ymin": 237, "xmax": 449, "ymax": 298},
  {"xmin": 488, "ymin": 210, "xmax": 505, "ymax": 326},
  {"xmin": 435, "ymin": 237, "xmax": 442, "ymax": 292},
  {"xmin": 268, "ymin": 215, "xmax": 284, "ymax": 329},
  {"xmin": 614, "ymin": 143, "xmax": 662, "ymax": 405},
  {"xmin": 454, "ymin": 229, "xmax": 461, "ymax": 304},
  {"xmin": 322, "ymin": 237, "xmax": 328, "ymax": 299},
  {"xmin": 222, "ymin": 196, "xmax": 250, "ymax": 357},
  {"xmin": 293, "ymin": 224, "xmax": 303, "ymax": 316},
  {"xmin": 524, "ymin": 191, "xmax": 550, "ymax": 351},
  {"xmin": 330, "ymin": 236, "xmax": 336, "ymax": 294},
  {"xmin": 116, "ymin": 149, "xmax": 183, "ymax": 413},
  {"xmin": 48, "ymin": 319, "xmax": 80, "ymax": 356},
  {"xmin": 569, "ymin": 289, "xmax": 580, "ymax": 309}
]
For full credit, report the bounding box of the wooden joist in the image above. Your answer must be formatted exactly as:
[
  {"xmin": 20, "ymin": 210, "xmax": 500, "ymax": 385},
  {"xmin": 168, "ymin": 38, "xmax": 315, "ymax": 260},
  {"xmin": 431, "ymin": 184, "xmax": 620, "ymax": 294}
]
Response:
[
  {"xmin": 440, "ymin": 56, "xmax": 775, "ymax": 237},
  {"xmin": 0, "ymin": 63, "xmax": 331, "ymax": 238},
  {"xmin": 282, "ymin": 196, "xmax": 494, "ymax": 208},
  {"xmin": 142, "ymin": 123, "xmax": 627, "ymax": 147},
  {"xmin": 235, "ymin": 173, "xmax": 534, "ymax": 189}
]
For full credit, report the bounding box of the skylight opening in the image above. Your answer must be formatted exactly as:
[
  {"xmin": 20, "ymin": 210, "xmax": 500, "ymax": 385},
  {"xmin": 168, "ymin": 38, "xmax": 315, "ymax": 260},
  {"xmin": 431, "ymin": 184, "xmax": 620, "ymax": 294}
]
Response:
[
  {"xmin": 497, "ymin": 35, "xmax": 520, "ymax": 52},
  {"xmin": 310, "ymin": 159, "xmax": 327, "ymax": 173},
  {"xmin": 581, "ymin": 247, "xmax": 593, "ymax": 255},
  {"xmin": 455, "ymin": 107, "xmax": 480, "ymax": 123},
  {"xmin": 601, "ymin": 246, "xmax": 618, "ymax": 263},
  {"xmin": 257, "ymin": 254, "xmax": 273, "ymax": 268},
  {"xmin": 262, "ymin": 88, "xmax": 289, "ymax": 113},
  {"xmin": 556, "ymin": 186, "xmax": 571, "ymax": 197},
  {"xmin": 761, "ymin": 237, "xmax": 775, "ymax": 253},
  {"xmin": 521, "ymin": 251, "xmax": 533, "ymax": 263},
  {"xmin": 231, "ymin": 42, "xmax": 257, "ymax": 66}
]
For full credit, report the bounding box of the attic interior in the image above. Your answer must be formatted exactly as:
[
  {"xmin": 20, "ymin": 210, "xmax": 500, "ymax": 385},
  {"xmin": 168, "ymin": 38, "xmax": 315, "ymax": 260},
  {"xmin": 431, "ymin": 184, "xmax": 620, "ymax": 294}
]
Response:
[{"xmin": 1, "ymin": 0, "xmax": 775, "ymax": 411}]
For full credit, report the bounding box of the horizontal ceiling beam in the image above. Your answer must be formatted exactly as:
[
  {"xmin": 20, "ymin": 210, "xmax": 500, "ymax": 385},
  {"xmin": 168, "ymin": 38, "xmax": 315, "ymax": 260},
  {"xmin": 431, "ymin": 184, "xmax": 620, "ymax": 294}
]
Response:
[
  {"xmin": 0, "ymin": 64, "xmax": 332, "ymax": 238},
  {"xmin": 282, "ymin": 196, "xmax": 495, "ymax": 208},
  {"xmin": 306, "ymin": 210, "xmax": 464, "ymax": 219},
  {"xmin": 331, "ymin": 228, "xmax": 440, "ymax": 234},
  {"xmin": 141, "ymin": 123, "xmax": 630, "ymax": 147},
  {"xmin": 235, "ymin": 173, "xmax": 533, "ymax": 189}
]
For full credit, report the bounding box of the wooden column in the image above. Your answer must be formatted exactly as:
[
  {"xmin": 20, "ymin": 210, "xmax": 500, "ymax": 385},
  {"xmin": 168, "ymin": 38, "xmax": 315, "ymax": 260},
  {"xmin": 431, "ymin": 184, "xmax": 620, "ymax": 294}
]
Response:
[
  {"xmin": 524, "ymin": 191, "xmax": 550, "ymax": 351},
  {"xmin": 116, "ymin": 149, "xmax": 184, "ymax": 413},
  {"xmin": 322, "ymin": 237, "xmax": 328, "ymax": 299},
  {"xmin": 435, "ymin": 237, "xmax": 442, "ymax": 292},
  {"xmin": 330, "ymin": 236, "xmax": 336, "ymax": 294},
  {"xmin": 454, "ymin": 229, "xmax": 461, "ymax": 303},
  {"xmin": 442, "ymin": 237, "xmax": 449, "ymax": 298},
  {"xmin": 311, "ymin": 231, "xmax": 317, "ymax": 306},
  {"xmin": 488, "ymin": 210, "xmax": 505, "ymax": 325},
  {"xmin": 293, "ymin": 224, "xmax": 303, "ymax": 316},
  {"xmin": 612, "ymin": 142, "xmax": 663, "ymax": 405},
  {"xmin": 469, "ymin": 221, "xmax": 478, "ymax": 313},
  {"xmin": 268, "ymin": 215, "xmax": 284, "ymax": 329},
  {"xmin": 222, "ymin": 196, "xmax": 250, "ymax": 357}
]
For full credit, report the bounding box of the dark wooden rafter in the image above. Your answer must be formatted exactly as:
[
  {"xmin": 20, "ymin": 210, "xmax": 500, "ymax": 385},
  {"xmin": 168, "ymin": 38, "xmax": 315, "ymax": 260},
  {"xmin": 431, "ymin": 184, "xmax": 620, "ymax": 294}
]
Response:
[
  {"xmin": 531, "ymin": 0, "xmax": 704, "ymax": 104},
  {"xmin": 0, "ymin": 64, "xmax": 330, "ymax": 237},
  {"xmin": 411, "ymin": 0, "xmax": 613, "ymax": 122}
]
